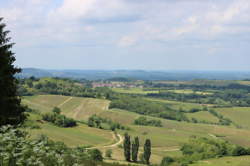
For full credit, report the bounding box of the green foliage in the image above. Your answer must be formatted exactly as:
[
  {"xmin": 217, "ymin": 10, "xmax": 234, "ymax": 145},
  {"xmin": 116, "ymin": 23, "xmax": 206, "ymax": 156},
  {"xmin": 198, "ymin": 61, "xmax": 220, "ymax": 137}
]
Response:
[
  {"xmin": 134, "ymin": 116, "xmax": 162, "ymax": 127},
  {"xmin": 143, "ymin": 139, "xmax": 151, "ymax": 165},
  {"xmin": 161, "ymin": 156, "xmax": 174, "ymax": 166},
  {"xmin": 0, "ymin": 125, "xmax": 89, "ymax": 165},
  {"xmin": 52, "ymin": 107, "xmax": 61, "ymax": 114},
  {"xmin": 110, "ymin": 96, "xmax": 188, "ymax": 122},
  {"xmin": 105, "ymin": 149, "xmax": 113, "ymax": 158},
  {"xmin": 0, "ymin": 125, "xmax": 136, "ymax": 166},
  {"xmin": 209, "ymin": 109, "xmax": 232, "ymax": 126},
  {"xmin": 132, "ymin": 137, "xmax": 139, "ymax": 162},
  {"xmin": 179, "ymin": 137, "xmax": 250, "ymax": 164},
  {"xmin": 0, "ymin": 18, "xmax": 26, "ymax": 126},
  {"xmin": 147, "ymin": 83, "xmax": 250, "ymax": 107},
  {"xmin": 18, "ymin": 77, "xmax": 113, "ymax": 99},
  {"xmin": 89, "ymin": 149, "xmax": 103, "ymax": 162},
  {"xmin": 88, "ymin": 115, "xmax": 128, "ymax": 131},
  {"xmin": 42, "ymin": 108, "xmax": 77, "ymax": 127},
  {"xmin": 123, "ymin": 133, "xmax": 131, "ymax": 162}
]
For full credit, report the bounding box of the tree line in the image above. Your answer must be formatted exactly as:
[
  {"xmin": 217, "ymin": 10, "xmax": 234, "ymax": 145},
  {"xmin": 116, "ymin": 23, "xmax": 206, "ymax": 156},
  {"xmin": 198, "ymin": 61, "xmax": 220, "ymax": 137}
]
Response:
[
  {"xmin": 87, "ymin": 114, "xmax": 129, "ymax": 131},
  {"xmin": 123, "ymin": 133, "xmax": 151, "ymax": 165},
  {"xmin": 109, "ymin": 96, "xmax": 188, "ymax": 122}
]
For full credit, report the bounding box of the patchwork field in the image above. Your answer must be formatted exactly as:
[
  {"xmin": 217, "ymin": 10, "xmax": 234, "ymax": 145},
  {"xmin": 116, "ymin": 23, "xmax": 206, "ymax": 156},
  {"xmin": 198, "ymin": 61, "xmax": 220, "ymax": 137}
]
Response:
[
  {"xmin": 22, "ymin": 95, "xmax": 110, "ymax": 121},
  {"xmin": 22, "ymin": 94, "xmax": 250, "ymax": 165}
]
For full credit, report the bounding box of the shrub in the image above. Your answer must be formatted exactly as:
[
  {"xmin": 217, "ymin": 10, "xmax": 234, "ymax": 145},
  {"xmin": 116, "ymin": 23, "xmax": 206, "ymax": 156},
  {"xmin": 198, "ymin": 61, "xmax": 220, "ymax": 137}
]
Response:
[
  {"xmin": 105, "ymin": 149, "xmax": 112, "ymax": 158},
  {"xmin": 89, "ymin": 149, "xmax": 103, "ymax": 161}
]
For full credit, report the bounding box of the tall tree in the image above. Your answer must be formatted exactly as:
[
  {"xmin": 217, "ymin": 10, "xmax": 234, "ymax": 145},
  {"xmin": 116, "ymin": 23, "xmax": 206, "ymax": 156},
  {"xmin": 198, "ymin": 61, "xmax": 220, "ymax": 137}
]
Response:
[
  {"xmin": 123, "ymin": 133, "xmax": 131, "ymax": 161},
  {"xmin": 143, "ymin": 139, "xmax": 151, "ymax": 165},
  {"xmin": 0, "ymin": 18, "xmax": 25, "ymax": 126},
  {"xmin": 132, "ymin": 136, "xmax": 139, "ymax": 162}
]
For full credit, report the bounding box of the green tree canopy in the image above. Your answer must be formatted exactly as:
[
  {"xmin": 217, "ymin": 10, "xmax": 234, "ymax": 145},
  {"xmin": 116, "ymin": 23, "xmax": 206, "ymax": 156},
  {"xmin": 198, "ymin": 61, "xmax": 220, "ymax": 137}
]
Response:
[{"xmin": 0, "ymin": 18, "xmax": 25, "ymax": 126}]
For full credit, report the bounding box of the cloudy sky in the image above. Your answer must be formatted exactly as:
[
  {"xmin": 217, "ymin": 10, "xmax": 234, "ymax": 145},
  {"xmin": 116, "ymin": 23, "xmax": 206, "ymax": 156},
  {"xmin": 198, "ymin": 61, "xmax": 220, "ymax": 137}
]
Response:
[{"xmin": 0, "ymin": 0, "xmax": 250, "ymax": 70}]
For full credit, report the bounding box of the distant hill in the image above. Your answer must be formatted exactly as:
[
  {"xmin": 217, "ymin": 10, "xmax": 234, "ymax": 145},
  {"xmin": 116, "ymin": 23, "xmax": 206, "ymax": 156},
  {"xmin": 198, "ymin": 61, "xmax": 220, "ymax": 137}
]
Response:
[{"xmin": 17, "ymin": 68, "xmax": 250, "ymax": 81}]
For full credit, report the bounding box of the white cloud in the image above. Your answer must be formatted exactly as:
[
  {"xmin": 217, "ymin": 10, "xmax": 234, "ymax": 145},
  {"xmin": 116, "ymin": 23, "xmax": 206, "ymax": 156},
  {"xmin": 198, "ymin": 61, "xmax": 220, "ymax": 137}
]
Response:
[
  {"xmin": 118, "ymin": 36, "xmax": 137, "ymax": 47},
  {"xmin": 52, "ymin": 0, "xmax": 97, "ymax": 19},
  {"xmin": 1, "ymin": 0, "xmax": 250, "ymax": 48}
]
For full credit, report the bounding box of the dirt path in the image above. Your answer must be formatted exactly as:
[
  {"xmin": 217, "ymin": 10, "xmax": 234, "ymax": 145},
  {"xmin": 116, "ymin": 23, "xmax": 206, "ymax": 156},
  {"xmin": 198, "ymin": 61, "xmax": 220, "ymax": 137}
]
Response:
[
  {"xmin": 87, "ymin": 133, "xmax": 123, "ymax": 150},
  {"xmin": 58, "ymin": 97, "xmax": 73, "ymax": 108},
  {"xmin": 103, "ymin": 133, "xmax": 123, "ymax": 148}
]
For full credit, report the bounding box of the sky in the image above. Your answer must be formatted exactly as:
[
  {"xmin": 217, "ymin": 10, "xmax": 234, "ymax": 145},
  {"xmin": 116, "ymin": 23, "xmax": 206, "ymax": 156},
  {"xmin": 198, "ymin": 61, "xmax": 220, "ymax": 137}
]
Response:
[{"xmin": 0, "ymin": 0, "xmax": 250, "ymax": 71}]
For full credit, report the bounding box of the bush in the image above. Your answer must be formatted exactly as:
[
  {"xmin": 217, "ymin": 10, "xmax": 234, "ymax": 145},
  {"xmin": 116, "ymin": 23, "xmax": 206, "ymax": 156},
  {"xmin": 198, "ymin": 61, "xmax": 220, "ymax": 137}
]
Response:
[
  {"xmin": 161, "ymin": 156, "xmax": 174, "ymax": 166},
  {"xmin": 134, "ymin": 116, "xmax": 162, "ymax": 127},
  {"xmin": 105, "ymin": 149, "xmax": 112, "ymax": 158},
  {"xmin": 42, "ymin": 108, "xmax": 77, "ymax": 127},
  {"xmin": 89, "ymin": 149, "xmax": 103, "ymax": 161},
  {"xmin": 0, "ymin": 125, "xmax": 134, "ymax": 166}
]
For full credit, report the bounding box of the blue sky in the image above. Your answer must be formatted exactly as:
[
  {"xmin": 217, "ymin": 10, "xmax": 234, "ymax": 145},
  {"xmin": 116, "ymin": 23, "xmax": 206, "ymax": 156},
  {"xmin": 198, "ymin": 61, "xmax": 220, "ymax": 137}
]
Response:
[{"xmin": 1, "ymin": 0, "xmax": 250, "ymax": 71}]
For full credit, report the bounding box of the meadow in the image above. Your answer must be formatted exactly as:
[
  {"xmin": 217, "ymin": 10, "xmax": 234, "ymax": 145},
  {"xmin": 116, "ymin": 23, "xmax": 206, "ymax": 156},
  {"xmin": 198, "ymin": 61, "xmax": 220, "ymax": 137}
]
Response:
[
  {"xmin": 22, "ymin": 95, "xmax": 110, "ymax": 121},
  {"xmin": 20, "ymin": 78, "xmax": 250, "ymax": 165},
  {"xmin": 190, "ymin": 156, "xmax": 250, "ymax": 166}
]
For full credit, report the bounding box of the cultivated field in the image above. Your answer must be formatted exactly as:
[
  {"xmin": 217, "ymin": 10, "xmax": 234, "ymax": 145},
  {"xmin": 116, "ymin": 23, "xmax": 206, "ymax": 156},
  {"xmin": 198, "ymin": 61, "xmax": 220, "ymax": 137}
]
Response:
[
  {"xmin": 25, "ymin": 113, "xmax": 114, "ymax": 147},
  {"xmin": 22, "ymin": 95, "xmax": 110, "ymax": 121},
  {"xmin": 22, "ymin": 94, "xmax": 250, "ymax": 165}
]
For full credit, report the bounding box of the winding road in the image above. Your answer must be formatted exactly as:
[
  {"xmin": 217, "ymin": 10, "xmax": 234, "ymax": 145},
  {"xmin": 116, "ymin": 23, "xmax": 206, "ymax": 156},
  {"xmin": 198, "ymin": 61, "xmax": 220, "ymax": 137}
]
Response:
[{"xmin": 86, "ymin": 132, "xmax": 123, "ymax": 150}]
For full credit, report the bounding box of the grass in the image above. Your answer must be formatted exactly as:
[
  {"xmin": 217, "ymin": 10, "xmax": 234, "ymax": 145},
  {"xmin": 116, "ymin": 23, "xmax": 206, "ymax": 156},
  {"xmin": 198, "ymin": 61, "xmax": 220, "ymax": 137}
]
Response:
[
  {"xmin": 166, "ymin": 89, "xmax": 213, "ymax": 95},
  {"xmin": 190, "ymin": 155, "xmax": 250, "ymax": 166},
  {"xmin": 215, "ymin": 107, "xmax": 250, "ymax": 129},
  {"xmin": 112, "ymin": 88, "xmax": 159, "ymax": 94},
  {"xmin": 25, "ymin": 113, "xmax": 113, "ymax": 147},
  {"xmin": 22, "ymin": 95, "xmax": 110, "ymax": 121},
  {"xmin": 146, "ymin": 97, "xmax": 205, "ymax": 110},
  {"xmin": 22, "ymin": 94, "xmax": 250, "ymax": 164},
  {"xmin": 185, "ymin": 111, "xmax": 219, "ymax": 123}
]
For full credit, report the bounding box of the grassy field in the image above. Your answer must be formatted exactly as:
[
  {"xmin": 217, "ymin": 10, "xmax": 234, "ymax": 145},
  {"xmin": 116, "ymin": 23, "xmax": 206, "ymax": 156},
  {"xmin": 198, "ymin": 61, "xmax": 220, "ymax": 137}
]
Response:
[
  {"xmin": 166, "ymin": 89, "xmax": 213, "ymax": 95},
  {"xmin": 146, "ymin": 98, "xmax": 205, "ymax": 110},
  {"xmin": 112, "ymin": 88, "xmax": 159, "ymax": 94},
  {"xmin": 22, "ymin": 95, "xmax": 110, "ymax": 121},
  {"xmin": 185, "ymin": 111, "xmax": 219, "ymax": 123},
  {"xmin": 25, "ymin": 113, "xmax": 114, "ymax": 147},
  {"xmin": 22, "ymin": 94, "xmax": 250, "ymax": 165},
  {"xmin": 215, "ymin": 107, "xmax": 250, "ymax": 129},
  {"xmin": 190, "ymin": 156, "xmax": 250, "ymax": 166}
]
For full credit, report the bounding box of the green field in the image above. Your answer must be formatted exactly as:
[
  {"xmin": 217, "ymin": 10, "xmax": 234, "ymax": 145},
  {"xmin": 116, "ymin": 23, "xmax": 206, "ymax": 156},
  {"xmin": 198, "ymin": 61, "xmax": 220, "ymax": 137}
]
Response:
[
  {"xmin": 25, "ymin": 113, "xmax": 113, "ymax": 147},
  {"xmin": 22, "ymin": 95, "xmax": 110, "ymax": 121},
  {"xmin": 22, "ymin": 94, "xmax": 250, "ymax": 165},
  {"xmin": 190, "ymin": 156, "xmax": 250, "ymax": 166},
  {"xmin": 146, "ymin": 98, "xmax": 205, "ymax": 110},
  {"xmin": 166, "ymin": 89, "xmax": 213, "ymax": 95},
  {"xmin": 112, "ymin": 88, "xmax": 159, "ymax": 94},
  {"xmin": 215, "ymin": 107, "xmax": 250, "ymax": 129},
  {"xmin": 185, "ymin": 111, "xmax": 219, "ymax": 123}
]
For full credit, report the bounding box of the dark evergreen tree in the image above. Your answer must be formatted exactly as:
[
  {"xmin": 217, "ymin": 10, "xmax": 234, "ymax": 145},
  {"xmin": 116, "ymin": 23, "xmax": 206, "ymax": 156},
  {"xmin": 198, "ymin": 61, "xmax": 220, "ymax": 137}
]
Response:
[
  {"xmin": 132, "ymin": 136, "xmax": 139, "ymax": 162},
  {"xmin": 123, "ymin": 133, "xmax": 131, "ymax": 161},
  {"xmin": 0, "ymin": 18, "xmax": 25, "ymax": 126},
  {"xmin": 143, "ymin": 139, "xmax": 151, "ymax": 165}
]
